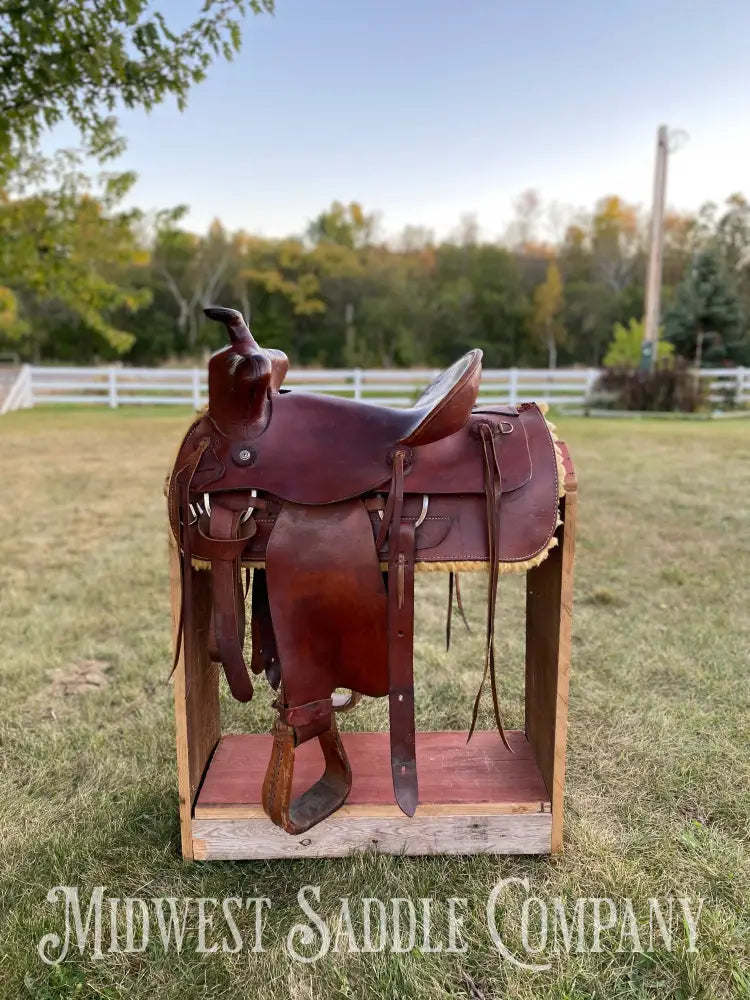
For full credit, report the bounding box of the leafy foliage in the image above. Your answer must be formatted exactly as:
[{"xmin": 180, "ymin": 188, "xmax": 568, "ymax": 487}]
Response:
[
  {"xmin": 3, "ymin": 5, "xmax": 750, "ymax": 372},
  {"xmin": 603, "ymin": 318, "xmax": 674, "ymax": 368},
  {"xmin": 664, "ymin": 247, "xmax": 746, "ymax": 364},
  {"xmin": 0, "ymin": 285, "xmax": 27, "ymax": 339},
  {"xmin": 0, "ymin": 148, "xmax": 150, "ymax": 360},
  {"xmin": 0, "ymin": 0, "xmax": 274, "ymax": 356},
  {"xmin": 531, "ymin": 261, "xmax": 565, "ymax": 368},
  {"xmin": 2, "ymin": 182, "xmax": 750, "ymax": 367},
  {"xmin": 0, "ymin": 0, "xmax": 274, "ymax": 170}
]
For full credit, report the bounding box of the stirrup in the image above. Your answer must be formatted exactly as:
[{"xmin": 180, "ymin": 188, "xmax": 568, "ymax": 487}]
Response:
[
  {"xmin": 332, "ymin": 689, "xmax": 362, "ymax": 713},
  {"xmin": 262, "ymin": 715, "xmax": 352, "ymax": 835}
]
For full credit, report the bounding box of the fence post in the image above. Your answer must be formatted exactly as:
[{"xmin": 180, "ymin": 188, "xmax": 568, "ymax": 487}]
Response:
[
  {"xmin": 353, "ymin": 367, "xmax": 363, "ymax": 401},
  {"xmin": 22, "ymin": 365, "xmax": 33, "ymax": 408},
  {"xmin": 736, "ymin": 366, "xmax": 746, "ymax": 408},
  {"xmin": 509, "ymin": 367, "xmax": 518, "ymax": 406},
  {"xmin": 108, "ymin": 367, "xmax": 118, "ymax": 409},
  {"xmin": 192, "ymin": 368, "xmax": 202, "ymax": 410},
  {"xmin": 586, "ymin": 367, "xmax": 598, "ymax": 403}
]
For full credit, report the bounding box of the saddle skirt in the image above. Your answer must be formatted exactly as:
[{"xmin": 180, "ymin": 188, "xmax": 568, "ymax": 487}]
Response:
[
  {"xmin": 170, "ymin": 394, "xmax": 562, "ymax": 568},
  {"xmin": 167, "ymin": 307, "xmax": 565, "ymax": 835}
]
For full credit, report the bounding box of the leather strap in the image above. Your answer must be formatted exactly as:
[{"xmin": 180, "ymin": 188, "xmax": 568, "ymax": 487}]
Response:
[
  {"xmin": 468, "ymin": 422, "xmax": 512, "ymax": 751},
  {"xmin": 375, "ymin": 447, "xmax": 419, "ymax": 816},
  {"xmin": 208, "ymin": 502, "xmax": 255, "ymax": 702},
  {"xmin": 262, "ymin": 711, "xmax": 351, "ymax": 834},
  {"xmin": 376, "ymin": 449, "xmax": 406, "ymax": 551},
  {"xmin": 250, "ymin": 569, "xmax": 281, "ymax": 690},
  {"xmin": 277, "ymin": 696, "xmax": 333, "ymax": 746},
  {"xmin": 170, "ymin": 436, "xmax": 209, "ymax": 683},
  {"xmin": 388, "ymin": 512, "xmax": 418, "ymax": 817}
]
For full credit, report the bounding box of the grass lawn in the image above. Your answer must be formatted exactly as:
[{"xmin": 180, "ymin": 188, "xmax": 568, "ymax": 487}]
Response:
[{"xmin": 0, "ymin": 408, "xmax": 748, "ymax": 999}]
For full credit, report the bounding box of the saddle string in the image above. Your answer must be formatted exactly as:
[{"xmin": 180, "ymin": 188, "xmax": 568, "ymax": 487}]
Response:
[
  {"xmin": 484, "ymin": 426, "xmax": 512, "ymax": 752},
  {"xmin": 468, "ymin": 423, "xmax": 512, "ymax": 752},
  {"xmin": 446, "ymin": 572, "xmax": 453, "ymax": 651},
  {"xmin": 446, "ymin": 571, "xmax": 471, "ymax": 651},
  {"xmin": 168, "ymin": 436, "xmax": 210, "ymax": 685},
  {"xmin": 454, "ymin": 572, "xmax": 470, "ymax": 633}
]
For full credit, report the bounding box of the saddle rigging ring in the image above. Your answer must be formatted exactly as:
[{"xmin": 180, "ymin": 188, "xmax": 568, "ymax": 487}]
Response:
[{"xmin": 377, "ymin": 493, "xmax": 429, "ymax": 528}]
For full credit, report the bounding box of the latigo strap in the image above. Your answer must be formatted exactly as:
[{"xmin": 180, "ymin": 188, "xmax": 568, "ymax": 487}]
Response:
[
  {"xmin": 388, "ymin": 517, "xmax": 418, "ymax": 816},
  {"xmin": 376, "ymin": 447, "xmax": 419, "ymax": 816},
  {"xmin": 468, "ymin": 420, "xmax": 511, "ymax": 751}
]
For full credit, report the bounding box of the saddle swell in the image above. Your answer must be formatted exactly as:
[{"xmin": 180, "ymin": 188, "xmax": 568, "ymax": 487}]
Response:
[{"xmin": 168, "ymin": 307, "xmax": 565, "ymax": 835}]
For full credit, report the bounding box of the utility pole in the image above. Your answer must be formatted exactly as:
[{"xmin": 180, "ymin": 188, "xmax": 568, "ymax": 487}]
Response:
[{"xmin": 641, "ymin": 125, "xmax": 669, "ymax": 371}]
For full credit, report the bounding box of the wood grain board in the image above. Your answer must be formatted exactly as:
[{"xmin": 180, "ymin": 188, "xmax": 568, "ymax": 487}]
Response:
[
  {"xmin": 195, "ymin": 730, "xmax": 550, "ymax": 820},
  {"xmin": 192, "ymin": 812, "xmax": 553, "ymax": 859}
]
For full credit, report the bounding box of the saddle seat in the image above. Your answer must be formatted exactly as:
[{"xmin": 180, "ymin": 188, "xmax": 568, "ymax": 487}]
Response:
[
  {"xmin": 366, "ymin": 348, "xmax": 483, "ymax": 448},
  {"xmin": 204, "ymin": 305, "xmax": 480, "ymax": 448}
]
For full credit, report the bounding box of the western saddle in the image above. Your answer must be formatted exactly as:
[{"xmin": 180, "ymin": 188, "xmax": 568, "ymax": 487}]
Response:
[{"xmin": 168, "ymin": 307, "xmax": 563, "ymax": 834}]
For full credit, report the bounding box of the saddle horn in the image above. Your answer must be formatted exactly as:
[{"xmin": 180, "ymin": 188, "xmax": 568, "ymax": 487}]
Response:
[
  {"xmin": 203, "ymin": 306, "xmax": 289, "ymax": 432},
  {"xmin": 204, "ymin": 306, "xmax": 264, "ymax": 359}
]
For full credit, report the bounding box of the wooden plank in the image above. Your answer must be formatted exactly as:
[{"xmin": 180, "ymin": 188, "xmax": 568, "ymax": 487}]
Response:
[
  {"xmin": 551, "ymin": 474, "xmax": 577, "ymax": 852},
  {"xmin": 169, "ymin": 534, "xmax": 221, "ymax": 859},
  {"xmin": 195, "ymin": 802, "xmax": 546, "ymax": 819},
  {"xmin": 195, "ymin": 731, "xmax": 550, "ymax": 819},
  {"xmin": 525, "ymin": 446, "xmax": 577, "ymax": 854},
  {"xmin": 192, "ymin": 813, "xmax": 552, "ymax": 860}
]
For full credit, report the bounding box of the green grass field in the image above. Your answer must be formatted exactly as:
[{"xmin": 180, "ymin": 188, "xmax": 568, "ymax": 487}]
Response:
[{"xmin": 1, "ymin": 408, "xmax": 748, "ymax": 999}]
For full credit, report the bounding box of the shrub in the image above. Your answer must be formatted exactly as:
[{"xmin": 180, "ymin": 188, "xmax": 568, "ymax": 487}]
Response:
[
  {"xmin": 603, "ymin": 318, "xmax": 675, "ymax": 368},
  {"xmin": 591, "ymin": 362, "xmax": 707, "ymax": 413}
]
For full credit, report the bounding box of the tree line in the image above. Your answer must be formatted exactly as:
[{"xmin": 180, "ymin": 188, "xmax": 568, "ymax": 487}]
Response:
[
  {"xmin": 2, "ymin": 4, "xmax": 749, "ymax": 371},
  {"xmin": 3, "ymin": 170, "xmax": 750, "ymax": 370}
]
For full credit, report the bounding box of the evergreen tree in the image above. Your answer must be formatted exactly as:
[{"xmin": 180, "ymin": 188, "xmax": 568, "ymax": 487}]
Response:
[{"xmin": 664, "ymin": 248, "xmax": 746, "ymax": 364}]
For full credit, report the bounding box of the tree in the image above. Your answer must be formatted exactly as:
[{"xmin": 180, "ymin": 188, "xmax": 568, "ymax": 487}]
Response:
[
  {"xmin": 0, "ymin": 286, "xmax": 27, "ymax": 341},
  {"xmin": 715, "ymin": 193, "xmax": 750, "ymax": 271},
  {"xmin": 8, "ymin": 179, "xmax": 750, "ymax": 369},
  {"xmin": 661, "ymin": 211, "xmax": 698, "ymax": 287},
  {"xmin": 591, "ymin": 196, "xmax": 644, "ymax": 292},
  {"xmin": 0, "ymin": 149, "xmax": 149, "ymax": 361},
  {"xmin": 151, "ymin": 213, "xmax": 233, "ymax": 351},
  {"xmin": 0, "ymin": 1, "xmax": 275, "ymax": 359},
  {"xmin": 561, "ymin": 280, "xmax": 618, "ymax": 366},
  {"xmin": 531, "ymin": 261, "xmax": 565, "ymax": 368},
  {"xmin": 603, "ymin": 318, "xmax": 674, "ymax": 368},
  {"xmin": 306, "ymin": 202, "xmax": 377, "ymax": 250},
  {"xmin": 506, "ymin": 189, "xmax": 543, "ymax": 250},
  {"xmin": 664, "ymin": 248, "xmax": 745, "ymax": 364},
  {"xmin": 422, "ymin": 242, "xmax": 530, "ymax": 366},
  {"xmin": 231, "ymin": 236, "xmax": 326, "ymax": 360},
  {"xmin": 0, "ymin": 1, "xmax": 274, "ymax": 171}
]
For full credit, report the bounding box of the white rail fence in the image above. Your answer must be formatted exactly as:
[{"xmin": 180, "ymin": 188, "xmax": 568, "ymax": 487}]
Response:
[{"xmin": 1, "ymin": 363, "xmax": 748, "ymax": 414}]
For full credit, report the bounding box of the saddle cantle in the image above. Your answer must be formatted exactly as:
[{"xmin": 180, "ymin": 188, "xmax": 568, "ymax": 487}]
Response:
[{"xmin": 168, "ymin": 307, "xmax": 563, "ymax": 834}]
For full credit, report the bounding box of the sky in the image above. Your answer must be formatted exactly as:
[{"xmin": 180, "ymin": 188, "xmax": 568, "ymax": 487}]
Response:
[{"xmin": 68, "ymin": 0, "xmax": 750, "ymax": 240}]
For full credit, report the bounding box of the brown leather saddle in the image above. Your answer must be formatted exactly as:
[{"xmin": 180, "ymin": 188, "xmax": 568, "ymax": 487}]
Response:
[{"xmin": 168, "ymin": 307, "xmax": 562, "ymax": 834}]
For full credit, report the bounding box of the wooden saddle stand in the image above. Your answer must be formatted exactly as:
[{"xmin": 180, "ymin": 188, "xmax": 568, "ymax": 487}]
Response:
[{"xmin": 167, "ymin": 307, "xmax": 577, "ymax": 860}]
